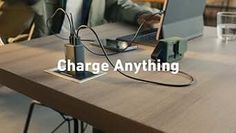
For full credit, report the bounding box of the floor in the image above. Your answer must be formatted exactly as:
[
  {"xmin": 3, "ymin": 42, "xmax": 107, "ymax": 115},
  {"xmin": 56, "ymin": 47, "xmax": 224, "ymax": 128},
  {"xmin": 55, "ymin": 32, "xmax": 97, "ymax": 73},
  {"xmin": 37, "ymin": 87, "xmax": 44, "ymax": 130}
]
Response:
[{"xmin": 0, "ymin": 86, "xmax": 92, "ymax": 133}]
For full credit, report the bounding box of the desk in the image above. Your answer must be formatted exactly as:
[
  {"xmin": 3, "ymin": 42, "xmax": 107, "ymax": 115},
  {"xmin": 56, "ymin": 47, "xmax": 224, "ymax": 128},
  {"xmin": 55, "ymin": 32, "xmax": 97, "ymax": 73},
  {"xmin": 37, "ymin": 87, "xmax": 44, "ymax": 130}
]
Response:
[{"xmin": 1, "ymin": 23, "xmax": 236, "ymax": 133}]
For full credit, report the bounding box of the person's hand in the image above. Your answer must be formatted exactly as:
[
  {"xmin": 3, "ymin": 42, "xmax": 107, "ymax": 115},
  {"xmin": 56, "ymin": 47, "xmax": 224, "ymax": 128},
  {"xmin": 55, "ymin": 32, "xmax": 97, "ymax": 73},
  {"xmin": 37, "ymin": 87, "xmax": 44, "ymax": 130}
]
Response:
[{"xmin": 138, "ymin": 13, "xmax": 161, "ymax": 28}]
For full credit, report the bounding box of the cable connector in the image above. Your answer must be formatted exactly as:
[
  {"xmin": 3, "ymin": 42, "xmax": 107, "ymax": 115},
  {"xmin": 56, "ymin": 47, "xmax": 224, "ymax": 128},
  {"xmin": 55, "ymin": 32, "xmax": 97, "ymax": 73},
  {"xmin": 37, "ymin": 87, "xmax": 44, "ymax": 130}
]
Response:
[
  {"xmin": 69, "ymin": 34, "xmax": 83, "ymax": 46},
  {"xmin": 74, "ymin": 36, "xmax": 82, "ymax": 46}
]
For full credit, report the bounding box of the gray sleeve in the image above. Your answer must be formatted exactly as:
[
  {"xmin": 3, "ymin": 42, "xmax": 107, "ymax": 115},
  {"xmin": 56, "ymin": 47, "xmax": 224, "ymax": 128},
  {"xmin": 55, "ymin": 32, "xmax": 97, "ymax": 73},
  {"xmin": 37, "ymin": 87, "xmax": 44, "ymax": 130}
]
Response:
[
  {"xmin": 105, "ymin": 0, "xmax": 156, "ymax": 24},
  {"xmin": 31, "ymin": 0, "xmax": 58, "ymax": 37}
]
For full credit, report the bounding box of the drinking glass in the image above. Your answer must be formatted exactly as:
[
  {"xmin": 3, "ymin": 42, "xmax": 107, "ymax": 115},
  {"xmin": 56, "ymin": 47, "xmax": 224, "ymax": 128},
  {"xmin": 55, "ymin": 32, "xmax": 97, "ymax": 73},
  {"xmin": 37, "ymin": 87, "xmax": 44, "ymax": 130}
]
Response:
[{"xmin": 217, "ymin": 12, "xmax": 236, "ymax": 41}]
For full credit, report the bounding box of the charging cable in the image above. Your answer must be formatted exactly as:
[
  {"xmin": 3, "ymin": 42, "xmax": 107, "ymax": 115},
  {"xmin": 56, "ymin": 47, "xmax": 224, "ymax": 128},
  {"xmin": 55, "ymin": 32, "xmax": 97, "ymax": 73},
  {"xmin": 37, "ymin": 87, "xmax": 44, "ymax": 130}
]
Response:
[
  {"xmin": 47, "ymin": 8, "xmax": 195, "ymax": 87},
  {"xmin": 76, "ymin": 25, "xmax": 195, "ymax": 87},
  {"xmin": 79, "ymin": 10, "xmax": 165, "ymax": 56},
  {"xmin": 46, "ymin": 8, "xmax": 73, "ymax": 41},
  {"xmin": 47, "ymin": 9, "xmax": 164, "ymax": 56},
  {"xmin": 81, "ymin": 11, "xmax": 166, "ymax": 56},
  {"xmin": 46, "ymin": 8, "xmax": 95, "ymax": 43}
]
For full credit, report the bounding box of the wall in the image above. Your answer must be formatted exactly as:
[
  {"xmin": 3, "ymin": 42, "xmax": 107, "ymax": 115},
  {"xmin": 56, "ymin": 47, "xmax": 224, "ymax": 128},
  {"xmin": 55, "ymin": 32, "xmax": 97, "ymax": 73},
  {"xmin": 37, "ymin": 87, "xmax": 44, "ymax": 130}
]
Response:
[
  {"xmin": 230, "ymin": 1, "xmax": 236, "ymax": 7},
  {"xmin": 207, "ymin": 0, "xmax": 236, "ymax": 7}
]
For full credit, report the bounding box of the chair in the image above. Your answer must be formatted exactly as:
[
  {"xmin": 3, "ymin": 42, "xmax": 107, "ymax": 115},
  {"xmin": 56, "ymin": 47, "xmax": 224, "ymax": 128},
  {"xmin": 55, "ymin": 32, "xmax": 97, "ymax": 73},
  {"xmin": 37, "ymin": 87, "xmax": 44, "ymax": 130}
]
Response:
[
  {"xmin": 0, "ymin": 38, "xmax": 4, "ymax": 46},
  {"xmin": 0, "ymin": 1, "xmax": 34, "ymax": 44},
  {"xmin": 23, "ymin": 101, "xmax": 81, "ymax": 133},
  {"xmin": 7, "ymin": 23, "xmax": 35, "ymax": 43},
  {"xmin": 0, "ymin": 2, "xmax": 85, "ymax": 132},
  {"xmin": 0, "ymin": 23, "xmax": 35, "ymax": 45}
]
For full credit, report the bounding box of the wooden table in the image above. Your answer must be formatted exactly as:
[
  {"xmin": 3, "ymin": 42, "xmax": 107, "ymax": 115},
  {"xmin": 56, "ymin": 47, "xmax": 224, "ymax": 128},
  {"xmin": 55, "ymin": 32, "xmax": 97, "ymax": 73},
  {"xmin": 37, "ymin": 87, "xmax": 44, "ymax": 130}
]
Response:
[{"xmin": 1, "ymin": 23, "xmax": 236, "ymax": 133}]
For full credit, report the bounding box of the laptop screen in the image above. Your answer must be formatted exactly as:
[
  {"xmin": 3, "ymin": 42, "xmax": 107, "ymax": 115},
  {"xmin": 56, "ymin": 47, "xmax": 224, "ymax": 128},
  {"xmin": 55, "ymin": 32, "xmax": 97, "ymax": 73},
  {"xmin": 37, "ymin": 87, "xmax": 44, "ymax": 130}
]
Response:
[
  {"xmin": 161, "ymin": 0, "xmax": 207, "ymax": 40},
  {"xmin": 164, "ymin": 0, "xmax": 206, "ymax": 25}
]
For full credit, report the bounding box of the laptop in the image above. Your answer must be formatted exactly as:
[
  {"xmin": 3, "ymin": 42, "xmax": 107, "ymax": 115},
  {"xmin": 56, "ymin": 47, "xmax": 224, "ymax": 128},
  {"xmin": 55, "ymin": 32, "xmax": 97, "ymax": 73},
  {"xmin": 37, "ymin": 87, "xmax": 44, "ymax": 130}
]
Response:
[{"xmin": 117, "ymin": 0, "xmax": 207, "ymax": 43}]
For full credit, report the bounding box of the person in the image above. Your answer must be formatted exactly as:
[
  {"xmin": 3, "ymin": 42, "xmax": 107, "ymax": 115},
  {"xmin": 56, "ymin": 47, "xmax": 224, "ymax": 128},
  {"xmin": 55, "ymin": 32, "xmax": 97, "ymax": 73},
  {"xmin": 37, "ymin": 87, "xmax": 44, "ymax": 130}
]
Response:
[
  {"xmin": 31, "ymin": 0, "xmax": 161, "ymax": 36},
  {"xmin": 60, "ymin": 0, "xmax": 161, "ymax": 34},
  {"xmin": 27, "ymin": 0, "xmax": 61, "ymax": 37},
  {"xmin": 1, "ymin": 0, "xmax": 161, "ymax": 38}
]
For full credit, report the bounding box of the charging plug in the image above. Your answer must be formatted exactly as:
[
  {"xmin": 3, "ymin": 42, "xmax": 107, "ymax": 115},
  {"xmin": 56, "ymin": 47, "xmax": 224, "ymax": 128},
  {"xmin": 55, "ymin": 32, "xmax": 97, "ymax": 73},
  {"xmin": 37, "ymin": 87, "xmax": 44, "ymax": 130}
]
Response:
[
  {"xmin": 65, "ymin": 35, "xmax": 85, "ymax": 77},
  {"xmin": 151, "ymin": 37, "xmax": 187, "ymax": 63}
]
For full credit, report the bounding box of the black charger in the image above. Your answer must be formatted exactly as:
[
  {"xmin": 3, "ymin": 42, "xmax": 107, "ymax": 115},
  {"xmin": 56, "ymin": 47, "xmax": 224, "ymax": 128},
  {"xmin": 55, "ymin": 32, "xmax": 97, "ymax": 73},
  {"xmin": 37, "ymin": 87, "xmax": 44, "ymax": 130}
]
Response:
[{"xmin": 65, "ymin": 36, "xmax": 85, "ymax": 77}]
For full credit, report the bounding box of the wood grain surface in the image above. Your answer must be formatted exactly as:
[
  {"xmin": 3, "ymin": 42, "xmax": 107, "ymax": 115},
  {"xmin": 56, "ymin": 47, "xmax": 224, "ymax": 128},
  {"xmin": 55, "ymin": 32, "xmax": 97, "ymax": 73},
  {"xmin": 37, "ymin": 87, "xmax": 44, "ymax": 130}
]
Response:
[{"xmin": 1, "ymin": 23, "xmax": 236, "ymax": 133}]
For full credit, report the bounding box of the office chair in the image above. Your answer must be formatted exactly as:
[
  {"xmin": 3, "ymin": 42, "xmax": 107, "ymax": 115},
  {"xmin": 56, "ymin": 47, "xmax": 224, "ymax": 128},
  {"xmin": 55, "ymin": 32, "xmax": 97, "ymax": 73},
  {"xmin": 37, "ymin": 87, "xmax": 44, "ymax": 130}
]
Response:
[
  {"xmin": 0, "ymin": 1, "xmax": 34, "ymax": 44},
  {"xmin": 0, "ymin": 38, "xmax": 4, "ymax": 46},
  {"xmin": 0, "ymin": 23, "xmax": 35, "ymax": 45},
  {"xmin": 7, "ymin": 23, "xmax": 35, "ymax": 43},
  {"xmin": 0, "ymin": 2, "xmax": 84, "ymax": 132}
]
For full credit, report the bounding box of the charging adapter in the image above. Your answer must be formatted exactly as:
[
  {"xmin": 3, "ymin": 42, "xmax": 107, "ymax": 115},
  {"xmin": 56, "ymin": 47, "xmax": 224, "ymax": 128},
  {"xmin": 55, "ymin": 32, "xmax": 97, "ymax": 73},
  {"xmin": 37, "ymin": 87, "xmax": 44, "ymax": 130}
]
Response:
[
  {"xmin": 65, "ymin": 36, "xmax": 85, "ymax": 77},
  {"xmin": 151, "ymin": 37, "xmax": 187, "ymax": 63}
]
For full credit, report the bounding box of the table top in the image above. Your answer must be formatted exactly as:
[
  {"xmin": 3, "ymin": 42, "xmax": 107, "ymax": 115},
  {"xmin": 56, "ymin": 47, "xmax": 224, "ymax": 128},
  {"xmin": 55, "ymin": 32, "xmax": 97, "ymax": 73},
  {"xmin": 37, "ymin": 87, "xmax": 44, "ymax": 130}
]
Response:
[{"xmin": 1, "ymin": 23, "xmax": 236, "ymax": 133}]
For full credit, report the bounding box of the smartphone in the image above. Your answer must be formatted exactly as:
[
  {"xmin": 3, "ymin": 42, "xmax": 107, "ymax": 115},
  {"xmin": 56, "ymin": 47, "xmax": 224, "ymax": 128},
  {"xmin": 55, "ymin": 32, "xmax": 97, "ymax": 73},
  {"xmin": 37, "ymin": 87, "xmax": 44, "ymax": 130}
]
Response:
[{"xmin": 90, "ymin": 39, "xmax": 138, "ymax": 52}]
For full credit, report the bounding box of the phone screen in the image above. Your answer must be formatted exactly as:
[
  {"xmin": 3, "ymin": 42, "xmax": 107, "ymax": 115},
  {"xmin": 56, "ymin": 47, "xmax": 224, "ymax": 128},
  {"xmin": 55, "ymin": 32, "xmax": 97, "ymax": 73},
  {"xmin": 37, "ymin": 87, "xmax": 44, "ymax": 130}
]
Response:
[
  {"xmin": 91, "ymin": 39, "xmax": 137, "ymax": 52},
  {"xmin": 105, "ymin": 39, "xmax": 128, "ymax": 49}
]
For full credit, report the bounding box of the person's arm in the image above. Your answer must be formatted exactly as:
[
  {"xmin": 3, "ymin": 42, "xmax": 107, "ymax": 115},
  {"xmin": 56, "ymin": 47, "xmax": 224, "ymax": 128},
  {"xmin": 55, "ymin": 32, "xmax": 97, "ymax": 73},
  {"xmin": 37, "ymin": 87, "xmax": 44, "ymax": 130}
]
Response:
[{"xmin": 106, "ymin": 0, "xmax": 159, "ymax": 25}]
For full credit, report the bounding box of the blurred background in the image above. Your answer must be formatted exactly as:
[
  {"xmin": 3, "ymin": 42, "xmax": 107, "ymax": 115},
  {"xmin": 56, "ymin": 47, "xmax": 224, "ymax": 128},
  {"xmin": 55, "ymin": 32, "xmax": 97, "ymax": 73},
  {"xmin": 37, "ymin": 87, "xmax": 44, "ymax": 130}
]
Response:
[
  {"xmin": 0, "ymin": 0, "xmax": 236, "ymax": 132},
  {"xmin": 0, "ymin": 0, "xmax": 236, "ymax": 44},
  {"xmin": 134, "ymin": 0, "xmax": 236, "ymax": 26}
]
